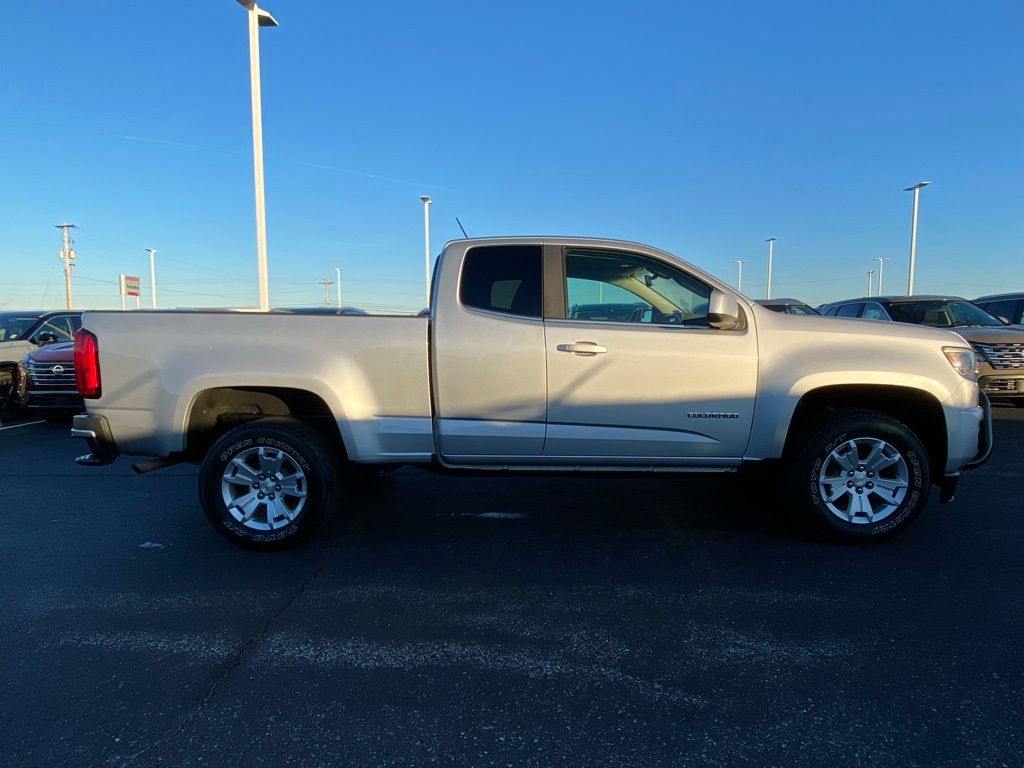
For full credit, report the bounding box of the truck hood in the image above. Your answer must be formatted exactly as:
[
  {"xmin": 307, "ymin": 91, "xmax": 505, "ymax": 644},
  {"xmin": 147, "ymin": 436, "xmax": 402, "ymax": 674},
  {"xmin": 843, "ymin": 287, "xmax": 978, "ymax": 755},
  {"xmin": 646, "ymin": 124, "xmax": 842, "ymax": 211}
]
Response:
[
  {"xmin": 27, "ymin": 341, "xmax": 74, "ymax": 363},
  {"xmin": 753, "ymin": 309, "xmax": 969, "ymax": 346}
]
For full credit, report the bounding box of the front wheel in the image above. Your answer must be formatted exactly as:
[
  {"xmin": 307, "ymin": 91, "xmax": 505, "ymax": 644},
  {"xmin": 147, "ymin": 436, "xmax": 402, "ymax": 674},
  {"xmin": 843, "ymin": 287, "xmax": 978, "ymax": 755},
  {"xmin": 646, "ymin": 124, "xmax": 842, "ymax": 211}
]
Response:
[
  {"xmin": 199, "ymin": 418, "xmax": 338, "ymax": 550},
  {"xmin": 789, "ymin": 411, "xmax": 930, "ymax": 540}
]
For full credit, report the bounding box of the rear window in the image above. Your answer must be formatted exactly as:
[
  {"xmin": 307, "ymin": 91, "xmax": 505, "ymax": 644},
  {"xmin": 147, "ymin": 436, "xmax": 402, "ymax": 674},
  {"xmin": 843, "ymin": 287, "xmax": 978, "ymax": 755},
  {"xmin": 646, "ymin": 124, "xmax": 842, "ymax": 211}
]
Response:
[{"xmin": 459, "ymin": 245, "xmax": 543, "ymax": 318}]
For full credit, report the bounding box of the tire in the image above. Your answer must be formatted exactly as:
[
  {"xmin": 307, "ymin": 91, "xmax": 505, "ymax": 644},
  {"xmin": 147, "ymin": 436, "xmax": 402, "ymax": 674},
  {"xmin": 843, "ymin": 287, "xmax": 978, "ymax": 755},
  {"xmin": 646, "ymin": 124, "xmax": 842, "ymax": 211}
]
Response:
[
  {"xmin": 199, "ymin": 418, "xmax": 338, "ymax": 551},
  {"xmin": 0, "ymin": 367, "xmax": 22, "ymax": 422},
  {"xmin": 789, "ymin": 410, "xmax": 930, "ymax": 540}
]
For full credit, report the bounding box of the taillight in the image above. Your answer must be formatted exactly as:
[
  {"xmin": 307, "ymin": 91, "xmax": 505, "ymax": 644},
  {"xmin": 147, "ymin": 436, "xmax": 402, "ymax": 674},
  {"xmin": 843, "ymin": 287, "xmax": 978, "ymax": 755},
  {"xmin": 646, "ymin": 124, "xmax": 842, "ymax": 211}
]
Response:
[{"xmin": 74, "ymin": 328, "xmax": 101, "ymax": 398}]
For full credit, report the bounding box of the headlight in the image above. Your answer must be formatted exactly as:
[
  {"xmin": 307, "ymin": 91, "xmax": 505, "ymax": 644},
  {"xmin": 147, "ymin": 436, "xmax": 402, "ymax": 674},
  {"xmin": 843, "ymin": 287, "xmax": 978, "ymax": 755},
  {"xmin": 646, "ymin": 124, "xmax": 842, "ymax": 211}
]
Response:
[{"xmin": 943, "ymin": 347, "xmax": 980, "ymax": 381}]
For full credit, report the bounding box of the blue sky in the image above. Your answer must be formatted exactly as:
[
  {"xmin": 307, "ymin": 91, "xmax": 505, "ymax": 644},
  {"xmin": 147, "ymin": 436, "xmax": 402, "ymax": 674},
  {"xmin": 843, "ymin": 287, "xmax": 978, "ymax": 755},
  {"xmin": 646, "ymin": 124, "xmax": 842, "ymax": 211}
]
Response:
[{"xmin": 1, "ymin": 1, "xmax": 1022, "ymax": 311}]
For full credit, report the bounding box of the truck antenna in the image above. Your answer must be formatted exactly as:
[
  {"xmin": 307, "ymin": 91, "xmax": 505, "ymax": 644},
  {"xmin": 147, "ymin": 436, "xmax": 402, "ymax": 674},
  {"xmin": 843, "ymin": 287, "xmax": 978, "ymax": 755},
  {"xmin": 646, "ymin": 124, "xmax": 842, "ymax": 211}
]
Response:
[{"xmin": 455, "ymin": 217, "xmax": 469, "ymax": 239}]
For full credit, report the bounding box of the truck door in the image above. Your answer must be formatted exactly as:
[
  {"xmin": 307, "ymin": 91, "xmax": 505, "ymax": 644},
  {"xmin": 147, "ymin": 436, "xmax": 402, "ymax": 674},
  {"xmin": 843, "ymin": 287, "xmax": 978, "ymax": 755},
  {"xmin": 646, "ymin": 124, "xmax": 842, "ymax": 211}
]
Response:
[
  {"xmin": 543, "ymin": 246, "xmax": 757, "ymax": 461},
  {"xmin": 432, "ymin": 243, "xmax": 547, "ymax": 460}
]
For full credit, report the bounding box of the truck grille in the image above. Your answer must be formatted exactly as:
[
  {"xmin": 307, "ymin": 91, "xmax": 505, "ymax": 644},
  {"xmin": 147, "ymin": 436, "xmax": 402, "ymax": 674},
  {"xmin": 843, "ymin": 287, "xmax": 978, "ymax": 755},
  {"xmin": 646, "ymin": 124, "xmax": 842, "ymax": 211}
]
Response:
[
  {"xmin": 975, "ymin": 342, "xmax": 1024, "ymax": 370},
  {"xmin": 27, "ymin": 360, "xmax": 76, "ymax": 388}
]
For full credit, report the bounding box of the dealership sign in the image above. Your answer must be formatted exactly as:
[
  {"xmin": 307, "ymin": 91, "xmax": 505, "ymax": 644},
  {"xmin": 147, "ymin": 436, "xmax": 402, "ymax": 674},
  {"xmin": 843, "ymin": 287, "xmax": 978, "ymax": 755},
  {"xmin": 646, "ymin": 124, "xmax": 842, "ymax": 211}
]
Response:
[{"xmin": 119, "ymin": 274, "xmax": 141, "ymax": 297}]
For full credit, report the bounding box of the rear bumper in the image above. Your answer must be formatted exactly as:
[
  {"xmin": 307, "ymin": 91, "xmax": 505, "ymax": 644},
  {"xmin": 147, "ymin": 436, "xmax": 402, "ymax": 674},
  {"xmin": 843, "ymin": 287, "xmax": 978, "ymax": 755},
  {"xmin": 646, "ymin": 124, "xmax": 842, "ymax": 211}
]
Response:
[{"xmin": 71, "ymin": 413, "xmax": 119, "ymax": 466}]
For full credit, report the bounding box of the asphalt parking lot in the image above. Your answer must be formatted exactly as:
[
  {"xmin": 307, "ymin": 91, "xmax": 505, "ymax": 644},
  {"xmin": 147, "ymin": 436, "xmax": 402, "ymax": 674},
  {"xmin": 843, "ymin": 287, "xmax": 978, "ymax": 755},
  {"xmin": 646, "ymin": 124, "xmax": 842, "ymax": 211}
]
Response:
[{"xmin": 2, "ymin": 410, "xmax": 1022, "ymax": 768}]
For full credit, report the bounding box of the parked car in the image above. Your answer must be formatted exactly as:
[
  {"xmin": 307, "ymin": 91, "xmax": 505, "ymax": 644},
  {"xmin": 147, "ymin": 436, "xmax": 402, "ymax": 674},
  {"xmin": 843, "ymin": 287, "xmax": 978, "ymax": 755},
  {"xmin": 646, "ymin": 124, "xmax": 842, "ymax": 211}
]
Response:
[
  {"xmin": 973, "ymin": 292, "xmax": 1024, "ymax": 326},
  {"xmin": 819, "ymin": 295, "xmax": 1024, "ymax": 404},
  {"xmin": 0, "ymin": 310, "xmax": 82, "ymax": 418},
  {"xmin": 756, "ymin": 298, "xmax": 820, "ymax": 316},
  {"xmin": 73, "ymin": 237, "xmax": 990, "ymax": 549},
  {"xmin": 13, "ymin": 340, "xmax": 83, "ymax": 420}
]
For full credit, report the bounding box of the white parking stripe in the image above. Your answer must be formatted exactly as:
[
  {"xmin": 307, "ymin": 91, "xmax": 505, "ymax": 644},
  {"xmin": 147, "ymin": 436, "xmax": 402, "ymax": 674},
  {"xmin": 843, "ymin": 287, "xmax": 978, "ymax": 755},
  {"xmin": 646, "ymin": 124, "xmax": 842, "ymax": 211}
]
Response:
[{"xmin": 0, "ymin": 420, "xmax": 46, "ymax": 432}]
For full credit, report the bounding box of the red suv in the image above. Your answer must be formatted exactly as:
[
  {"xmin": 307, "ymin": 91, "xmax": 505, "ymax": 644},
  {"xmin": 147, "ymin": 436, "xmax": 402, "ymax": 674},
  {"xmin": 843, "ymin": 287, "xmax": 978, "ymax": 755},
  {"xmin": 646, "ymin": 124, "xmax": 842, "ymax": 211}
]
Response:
[{"xmin": 14, "ymin": 340, "xmax": 83, "ymax": 420}]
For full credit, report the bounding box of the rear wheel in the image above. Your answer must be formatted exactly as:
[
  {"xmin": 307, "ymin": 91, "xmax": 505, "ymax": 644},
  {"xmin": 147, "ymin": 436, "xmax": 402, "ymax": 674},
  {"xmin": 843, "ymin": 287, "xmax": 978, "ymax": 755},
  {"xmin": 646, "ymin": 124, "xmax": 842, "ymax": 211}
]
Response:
[
  {"xmin": 199, "ymin": 418, "xmax": 339, "ymax": 550},
  {"xmin": 790, "ymin": 411, "xmax": 930, "ymax": 540}
]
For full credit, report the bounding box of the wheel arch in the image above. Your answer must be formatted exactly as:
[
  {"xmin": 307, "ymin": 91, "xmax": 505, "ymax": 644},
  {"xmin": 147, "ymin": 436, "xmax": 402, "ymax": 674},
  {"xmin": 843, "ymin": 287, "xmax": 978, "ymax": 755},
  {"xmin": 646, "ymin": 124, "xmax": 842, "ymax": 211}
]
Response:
[
  {"xmin": 182, "ymin": 385, "xmax": 349, "ymax": 463},
  {"xmin": 781, "ymin": 384, "xmax": 947, "ymax": 482}
]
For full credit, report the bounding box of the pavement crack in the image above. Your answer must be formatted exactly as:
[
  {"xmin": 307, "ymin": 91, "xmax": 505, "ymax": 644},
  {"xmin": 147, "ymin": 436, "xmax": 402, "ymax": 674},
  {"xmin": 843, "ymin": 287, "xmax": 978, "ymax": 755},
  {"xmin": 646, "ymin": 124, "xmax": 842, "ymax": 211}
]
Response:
[{"xmin": 117, "ymin": 538, "xmax": 344, "ymax": 767}]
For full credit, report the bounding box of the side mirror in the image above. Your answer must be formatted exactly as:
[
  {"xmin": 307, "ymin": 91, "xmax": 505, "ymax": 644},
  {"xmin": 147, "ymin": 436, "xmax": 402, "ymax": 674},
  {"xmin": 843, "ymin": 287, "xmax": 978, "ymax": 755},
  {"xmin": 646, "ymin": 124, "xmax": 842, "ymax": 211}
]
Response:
[
  {"xmin": 708, "ymin": 290, "xmax": 742, "ymax": 330},
  {"xmin": 35, "ymin": 331, "xmax": 60, "ymax": 346}
]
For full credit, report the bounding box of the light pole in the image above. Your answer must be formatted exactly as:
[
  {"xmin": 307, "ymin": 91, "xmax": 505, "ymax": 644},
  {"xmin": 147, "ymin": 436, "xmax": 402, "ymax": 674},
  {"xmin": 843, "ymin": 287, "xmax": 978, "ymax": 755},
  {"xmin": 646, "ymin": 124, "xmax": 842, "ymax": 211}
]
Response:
[
  {"xmin": 765, "ymin": 237, "xmax": 776, "ymax": 299},
  {"xmin": 866, "ymin": 269, "xmax": 875, "ymax": 297},
  {"xmin": 334, "ymin": 266, "xmax": 343, "ymax": 308},
  {"xmin": 903, "ymin": 181, "xmax": 931, "ymax": 296},
  {"xmin": 733, "ymin": 259, "xmax": 747, "ymax": 293},
  {"xmin": 236, "ymin": 0, "xmax": 278, "ymax": 311},
  {"xmin": 146, "ymin": 248, "xmax": 158, "ymax": 308},
  {"xmin": 420, "ymin": 195, "xmax": 432, "ymax": 307},
  {"xmin": 874, "ymin": 257, "xmax": 887, "ymax": 296}
]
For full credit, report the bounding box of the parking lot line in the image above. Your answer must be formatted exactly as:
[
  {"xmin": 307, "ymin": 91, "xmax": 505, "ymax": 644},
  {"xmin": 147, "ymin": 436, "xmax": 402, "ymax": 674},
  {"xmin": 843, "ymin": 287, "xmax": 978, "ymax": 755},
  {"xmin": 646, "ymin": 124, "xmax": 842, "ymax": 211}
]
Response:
[{"xmin": 0, "ymin": 420, "xmax": 46, "ymax": 432}]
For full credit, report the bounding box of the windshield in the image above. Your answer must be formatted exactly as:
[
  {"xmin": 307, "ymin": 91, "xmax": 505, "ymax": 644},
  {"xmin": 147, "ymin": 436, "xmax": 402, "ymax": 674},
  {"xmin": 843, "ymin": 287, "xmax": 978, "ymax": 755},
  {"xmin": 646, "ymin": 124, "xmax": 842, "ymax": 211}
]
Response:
[
  {"xmin": 887, "ymin": 300, "xmax": 1004, "ymax": 328},
  {"xmin": 0, "ymin": 314, "xmax": 40, "ymax": 341}
]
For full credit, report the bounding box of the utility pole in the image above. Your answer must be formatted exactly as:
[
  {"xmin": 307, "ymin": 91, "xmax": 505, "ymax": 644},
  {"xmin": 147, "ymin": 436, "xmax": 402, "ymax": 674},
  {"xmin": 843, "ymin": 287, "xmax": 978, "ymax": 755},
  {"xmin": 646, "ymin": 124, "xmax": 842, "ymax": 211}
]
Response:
[
  {"xmin": 319, "ymin": 276, "xmax": 334, "ymax": 308},
  {"xmin": 334, "ymin": 266, "xmax": 343, "ymax": 308},
  {"xmin": 867, "ymin": 269, "xmax": 875, "ymax": 297},
  {"xmin": 904, "ymin": 181, "xmax": 931, "ymax": 296},
  {"xmin": 733, "ymin": 259, "xmax": 747, "ymax": 293},
  {"xmin": 765, "ymin": 237, "xmax": 776, "ymax": 299},
  {"xmin": 55, "ymin": 223, "xmax": 78, "ymax": 310},
  {"xmin": 874, "ymin": 257, "xmax": 887, "ymax": 296},
  {"xmin": 420, "ymin": 195, "xmax": 432, "ymax": 308},
  {"xmin": 146, "ymin": 248, "xmax": 158, "ymax": 308}
]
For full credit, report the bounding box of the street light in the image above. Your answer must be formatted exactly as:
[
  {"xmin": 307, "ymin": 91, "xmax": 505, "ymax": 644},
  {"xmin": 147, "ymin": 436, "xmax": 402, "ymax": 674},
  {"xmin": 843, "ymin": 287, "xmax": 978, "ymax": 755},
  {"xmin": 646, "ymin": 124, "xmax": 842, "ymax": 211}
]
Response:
[
  {"xmin": 146, "ymin": 248, "xmax": 158, "ymax": 308},
  {"xmin": 334, "ymin": 266, "xmax": 343, "ymax": 309},
  {"xmin": 903, "ymin": 181, "xmax": 931, "ymax": 296},
  {"xmin": 732, "ymin": 259, "xmax": 747, "ymax": 293},
  {"xmin": 420, "ymin": 195, "xmax": 432, "ymax": 308},
  {"xmin": 866, "ymin": 269, "xmax": 875, "ymax": 297},
  {"xmin": 765, "ymin": 237, "xmax": 776, "ymax": 299},
  {"xmin": 874, "ymin": 257, "xmax": 887, "ymax": 296},
  {"xmin": 236, "ymin": 0, "xmax": 278, "ymax": 311}
]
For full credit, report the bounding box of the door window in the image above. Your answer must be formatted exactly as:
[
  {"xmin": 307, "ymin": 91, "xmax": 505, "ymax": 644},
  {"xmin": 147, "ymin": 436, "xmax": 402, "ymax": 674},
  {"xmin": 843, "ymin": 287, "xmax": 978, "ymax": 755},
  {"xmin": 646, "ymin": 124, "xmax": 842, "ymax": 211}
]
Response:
[
  {"xmin": 34, "ymin": 316, "xmax": 76, "ymax": 341},
  {"xmin": 459, "ymin": 245, "xmax": 542, "ymax": 318},
  {"xmin": 836, "ymin": 303, "xmax": 862, "ymax": 318},
  {"xmin": 861, "ymin": 302, "xmax": 890, "ymax": 320},
  {"xmin": 980, "ymin": 299, "xmax": 1020, "ymax": 324},
  {"xmin": 563, "ymin": 249, "xmax": 711, "ymax": 326}
]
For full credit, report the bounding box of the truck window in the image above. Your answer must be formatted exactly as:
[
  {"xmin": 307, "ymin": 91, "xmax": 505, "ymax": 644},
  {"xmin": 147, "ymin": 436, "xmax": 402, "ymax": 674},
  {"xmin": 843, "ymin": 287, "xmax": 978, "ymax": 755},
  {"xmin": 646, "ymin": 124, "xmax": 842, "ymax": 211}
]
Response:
[
  {"xmin": 459, "ymin": 245, "xmax": 542, "ymax": 318},
  {"xmin": 563, "ymin": 249, "xmax": 711, "ymax": 326}
]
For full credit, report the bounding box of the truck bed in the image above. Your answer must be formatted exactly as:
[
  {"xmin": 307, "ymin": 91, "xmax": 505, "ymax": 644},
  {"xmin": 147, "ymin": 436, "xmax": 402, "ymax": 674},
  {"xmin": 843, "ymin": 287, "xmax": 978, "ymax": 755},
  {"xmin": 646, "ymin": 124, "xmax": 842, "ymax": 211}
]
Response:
[{"xmin": 83, "ymin": 311, "xmax": 432, "ymax": 461}]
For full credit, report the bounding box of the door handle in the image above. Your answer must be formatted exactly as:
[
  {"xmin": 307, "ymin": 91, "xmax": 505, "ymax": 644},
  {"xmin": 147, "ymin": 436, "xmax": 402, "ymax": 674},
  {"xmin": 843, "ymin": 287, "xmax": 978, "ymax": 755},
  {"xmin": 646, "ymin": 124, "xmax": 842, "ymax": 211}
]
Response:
[{"xmin": 557, "ymin": 342, "xmax": 608, "ymax": 355}]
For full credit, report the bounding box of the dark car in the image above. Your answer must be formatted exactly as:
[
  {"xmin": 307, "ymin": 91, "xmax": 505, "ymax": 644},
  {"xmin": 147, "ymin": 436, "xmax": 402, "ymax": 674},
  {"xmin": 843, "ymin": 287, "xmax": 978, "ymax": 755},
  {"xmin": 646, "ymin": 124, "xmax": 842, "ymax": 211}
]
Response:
[
  {"xmin": 819, "ymin": 295, "xmax": 1024, "ymax": 403},
  {"xmin": 0, "ymin": 310, "xmax": 82, "ymax": 419},
  {"xmin": 974, "ymin": 292, "xmax": 1024, "ymax": 326},
  {"xmin": 14, "ymin": 340, "xmax": 83, "ymax": 420},
  {"xmin": 756, "ymin": 298, "xmax": 821, "ymax": 316}
]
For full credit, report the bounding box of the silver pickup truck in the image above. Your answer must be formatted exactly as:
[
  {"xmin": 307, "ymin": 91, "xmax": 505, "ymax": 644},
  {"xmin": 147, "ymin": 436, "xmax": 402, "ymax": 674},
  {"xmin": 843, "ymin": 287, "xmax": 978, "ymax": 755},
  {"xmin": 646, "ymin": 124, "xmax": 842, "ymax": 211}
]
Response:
[{"xmin": 72, "ymin": 237, "xmax": 992, "ymax": 549}]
